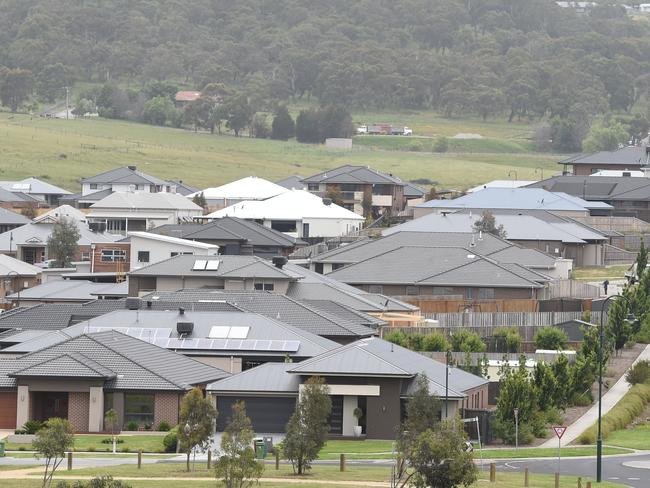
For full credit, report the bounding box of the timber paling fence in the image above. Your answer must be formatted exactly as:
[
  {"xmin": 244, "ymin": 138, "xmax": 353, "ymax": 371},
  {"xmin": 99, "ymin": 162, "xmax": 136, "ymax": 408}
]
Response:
[{"xmin": 422, "ymin": 311, "xmax": 600, "ymax": 327}]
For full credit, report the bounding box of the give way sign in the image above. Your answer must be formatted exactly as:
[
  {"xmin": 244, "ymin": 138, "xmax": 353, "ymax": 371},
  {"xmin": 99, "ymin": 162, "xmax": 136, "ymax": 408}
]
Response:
[{"xmin": 553, "ymin": 426, "xmax": 567, "ymax": 439}]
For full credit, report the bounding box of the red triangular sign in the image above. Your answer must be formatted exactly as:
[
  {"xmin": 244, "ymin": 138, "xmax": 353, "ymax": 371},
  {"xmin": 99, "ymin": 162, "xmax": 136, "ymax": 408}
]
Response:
[{"xmin": 553, "ymin": 426, "xmax": 567, "ymax": 439}]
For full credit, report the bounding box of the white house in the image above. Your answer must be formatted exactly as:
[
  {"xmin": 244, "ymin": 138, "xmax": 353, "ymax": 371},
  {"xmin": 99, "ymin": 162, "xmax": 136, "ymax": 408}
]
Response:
[
  {"xmin": 87, "ymin": 192, "xmax": 203, "ymax": 235},
  {"xmin": 205, "ymin": 190, "xmax": 365, "ymax": 239},
  {"xmin": 127, "ymin": 231, "xmax": 219, "ymax": 270},
  {"xmin": 188, "ymin": 177, "xmax": 288, "ymax": 209}
]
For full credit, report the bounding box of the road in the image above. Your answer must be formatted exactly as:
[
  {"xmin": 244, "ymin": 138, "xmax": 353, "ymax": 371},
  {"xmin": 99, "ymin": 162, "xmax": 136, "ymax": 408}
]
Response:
[{"xmin": 493, "ymin": 452, "xmax": 650, "ymax": 488}]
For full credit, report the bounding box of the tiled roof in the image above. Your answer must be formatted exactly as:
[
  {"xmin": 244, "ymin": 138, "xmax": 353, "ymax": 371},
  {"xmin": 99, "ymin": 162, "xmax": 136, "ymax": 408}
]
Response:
[
  {"xmin": 82, "ymin": 167, "xmax": 168, "ymax": 186},
  {"xmin": 302, "ymin": 165, "xmax": 405, "ymax": 185},
  {"xmin": 559, "ymin": 145, "xmax": 650, "ymax": 166}
]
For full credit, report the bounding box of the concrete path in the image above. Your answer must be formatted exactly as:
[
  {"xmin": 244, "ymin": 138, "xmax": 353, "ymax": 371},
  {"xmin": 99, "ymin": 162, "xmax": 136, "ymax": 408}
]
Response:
[{"xmin": 540, "ymin": 344, "xmax": 650, "ymax": 448}]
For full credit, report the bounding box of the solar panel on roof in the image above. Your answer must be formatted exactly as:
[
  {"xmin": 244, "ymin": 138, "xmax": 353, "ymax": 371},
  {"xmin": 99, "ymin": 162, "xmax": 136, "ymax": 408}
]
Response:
[
  {"xmin": 229, "ymin": 326, "xmax": 249, "ymax": 339},
  {"xmin": 209, "ymin": 326, "xmax": 230, "ymax": 338},
  {"xmin": 192, "ymin": 260, "xmax": 207, "ymax": 270},
  {"xmin": 205, "ymin": 260, "xmax": 220, "ymax": 270}
]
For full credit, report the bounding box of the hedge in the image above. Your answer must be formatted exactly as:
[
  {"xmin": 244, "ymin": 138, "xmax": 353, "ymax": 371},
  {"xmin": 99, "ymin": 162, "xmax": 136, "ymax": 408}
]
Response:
[{"xmin": 577, "ymin": 382, "xmax": 650, "ymax": 444}]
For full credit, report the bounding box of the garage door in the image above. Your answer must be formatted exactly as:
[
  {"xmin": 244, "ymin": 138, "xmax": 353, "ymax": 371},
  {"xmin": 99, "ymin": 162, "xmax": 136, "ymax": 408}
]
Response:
[
  {"xmin": 0, "ymin": 391, "xmax": 17, "ymax": 429},
  {"xmin": 217, "ymin": 396, "xmax": 296, "ymax": 433}
]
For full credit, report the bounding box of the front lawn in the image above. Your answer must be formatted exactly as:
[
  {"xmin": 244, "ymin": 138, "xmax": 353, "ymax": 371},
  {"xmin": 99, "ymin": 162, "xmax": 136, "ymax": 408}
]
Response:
[
  {"xmin": 606, "ymin": 423, "xmax": 650, "ymax": 450},
  {"xmin": 5, "ymin": 434, "xmax": 167, "ymax": 453}
]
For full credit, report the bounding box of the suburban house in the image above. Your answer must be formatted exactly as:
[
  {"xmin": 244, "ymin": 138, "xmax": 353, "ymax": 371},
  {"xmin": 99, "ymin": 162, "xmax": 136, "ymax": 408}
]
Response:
[
  {"xmin": 385, "ymin": 212, "xmax": 607, "ymax": 267},
  {"xmin": 188, "ymin": 177, "xmax": 288, "ymax": 210},
  {"xmin": 527, "ymin": 175, "xmax": 650, "ymax": 223},
  {"xmin": 127, "ymin": 254, "xmax": 299, "ymax": 296},
  {"xmin": 0, "ymin": 255, "xmax": 42, "ymax": 304},
  {"xmin": 149, "ymin": 217, "xmax": 304, "ymax": 257},
  {"xmin": 0, "ymin": 205, "xmax": 121, "ymax": 264},
  {"xmin": 205, "ymin": 189, "xmax": 365, "ymax": 239},
  {"xmin": 326, "ymin": 246, "xmax": 548, "ymax": 299},
  {"xmin": 414, "ymin": 187, "xmax": 613, "ymax": 219},
  {"xmin": 87, "ymin": 191, "xmax": 203, "ymax": 234},
  {"xmin": 467, "ymin": 180, "xmax": 539, "ymax": 193},
  {"xmin": 301, "ymin": 165, "xmax": 406, "ymax": 216},
  {"xmin": 0, "ymin": 178, "xmax": 71, "ymax": 206},
  {"xmin": 0, "ymin": 188, "xmax": 44, "ymax": 210},
  {"xmin": 311, "ymin": 231, "xmax": 571, "ymax": 278},
  {"xmin": 174, "ymin": 91, "xmax": 201, "ymax": 107},
  {"xmin": 559, "ymin": 145, "xmax": 650, "ymax": 176},
  {"xmin": 208, "ymin": 337, "xmax": 488, "ymax": 439},
  {"xmin": 275, "ymin": 175, "xmax": 306, "ymax": 190},
  {"xmin": 0, "ymin": 207, "xmax": 30, "ymax": 234},
  {"xmin": 2, "ymin": 309, "xmax": 339, "ymax": 373},
  {"xmin": 125, "ymin": 231, "xmax": 219, "ymax": 271},
  {"xmin": 0, "ymin": 330, "xmax": 228, "ymax": 431},
  {"xmin": 7, "ymin": 280, "xmax": 128, "ymax": 306}
]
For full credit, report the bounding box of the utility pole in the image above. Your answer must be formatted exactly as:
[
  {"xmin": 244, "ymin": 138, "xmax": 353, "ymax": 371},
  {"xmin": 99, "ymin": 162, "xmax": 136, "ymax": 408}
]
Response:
[{"xmin": 65, "ymin": 86, "xmax": 69, "ymax": 120}]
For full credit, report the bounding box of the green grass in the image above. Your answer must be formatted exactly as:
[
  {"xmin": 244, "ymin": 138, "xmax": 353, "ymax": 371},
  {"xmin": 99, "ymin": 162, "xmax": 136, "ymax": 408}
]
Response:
[
  {"xmin": 479, "ymin": 446, "xmax": 631, "ymax": 459},
  {"xmin": 572, "ymin": 266, "xmax": 630, "ymax": 281},
  {"xmin": 0, "ymin": 465, "xmax": 38, "ymax": 471},
  {"xmin": 607, "ymin": 423, "xmax": 650, "ymax": 449},
  {"xmin": 6, "ymin": 452, "xmax": 175, "ymax": 459},
  {"xmin": 4, "ymin": 434, "xmax": 167, "ymax": 453},
  {"xmin": 353, "ymin": 135, "xmax": 535, "ymax": 153},
  {"xmin": 0, "ymin": 113, "xmax": 559, "ymax": 192}
]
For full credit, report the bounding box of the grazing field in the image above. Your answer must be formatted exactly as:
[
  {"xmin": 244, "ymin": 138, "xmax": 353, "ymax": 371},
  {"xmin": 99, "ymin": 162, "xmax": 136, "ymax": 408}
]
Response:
[{"xmin": 0, "ymin": 113, "xmax": 559, "ymax": 192}]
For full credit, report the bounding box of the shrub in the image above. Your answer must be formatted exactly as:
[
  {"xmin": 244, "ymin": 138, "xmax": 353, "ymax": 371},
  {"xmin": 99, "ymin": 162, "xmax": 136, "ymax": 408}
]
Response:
[
  {"xmin": 432, "ymin": 136, "xmax": 449, "ymax": 153},
  {"xmin": 157, "ymin": 421, "xmax": 171, "ymax": 432},
  {"xmin": 451, "ymin": 330, "xmax": 486, "ymax": 353},
  {"xmin": 405, "ymin": 333, "xmax": 425, "ymax": 351},
  {"xmin": 384, "ymin": 330, "xmax": 408, "ymax": 347},
  {"xmin": 493, "ymin": 327, "xmax": 521, "ymax": 353},
  {"xmin": 491, "ymin": 416, "xmax": 534, "ymax": 445},
  {"xmin": 101, "ymin": 438, "xmax": 124, "ymax": 444},
  {"xmin": 125, "ymin": 421, "xmax": 138, "ymax": 431},
  {"xmin": 120, "ymin": 446, "xmax": 130, "ymax": 453},
  {"xmin": 633, "ymin": 319, "xmax": 650, "ymax": 343},
  {"xmin": 421, "ymin": 332, "xmax": 450, "ymax": 352},
  {"xmin": 626, "ymin": 360, "xmax": 650, "ymax": 385},
  {"xmin": 578, "ymin": 383, "xmax": 650, "ymax": 444},
  {"xmin": 534, "ymin": 327, "xmax": 568, "ymax": 350},
  {"xmin": 88, "ymin": 446, "xmax": 95, "ymax": 452},
  {"xmin": 163, "ymin": 427, "xmax": 178, "ymax": 453},
  {"xmin": 407, "ymin": 140, "xmax": 424, "ymax": 152},
  {"xmin": 544, "ymin": 406, "xmax": 563, "ymax": 426},
  {"xmin": 55, "ymin": 476, "xmax": 133, "ymax": 487},
  {"xmin": 20, "ymin": 419, "xmax": 44, "ymax": 434}
]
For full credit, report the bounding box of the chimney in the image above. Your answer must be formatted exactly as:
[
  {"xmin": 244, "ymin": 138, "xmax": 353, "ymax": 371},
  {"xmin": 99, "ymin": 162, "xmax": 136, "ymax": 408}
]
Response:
[
  {"xmin": 128, "ymin": 165, "xmax": 137, "ymax": 171},
  {"xmin": 146, "ymin": 301, "xmax": 152, "ymax": 309},
  {"xmin": 272, "ymin": 256, "xmax": 288, "ymax": 269}
]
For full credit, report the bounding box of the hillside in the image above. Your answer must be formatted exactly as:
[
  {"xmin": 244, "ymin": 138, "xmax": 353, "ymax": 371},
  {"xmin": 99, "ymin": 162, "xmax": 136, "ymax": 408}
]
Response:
[{"xmin": 0, "ymin": 113, "xmax": 558, "ymax": 191}]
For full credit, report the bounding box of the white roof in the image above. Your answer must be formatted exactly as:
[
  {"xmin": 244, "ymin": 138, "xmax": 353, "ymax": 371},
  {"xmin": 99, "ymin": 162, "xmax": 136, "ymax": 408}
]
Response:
[
  {"xmin": 127, "ymin": 231, "xmax": 219, "ymax": 250},
  {"xmin": 467, "ymin": 180, "xmax": 539, "ymax": 193},
  {"xmin": 0, "ymin": 254, "xmax": 42, "ymax": 276},
  {"xmin": 188, "ymin": 177, "xmax": 288, "ymax": 201},
  {"xmin": 0, "ymin": 177, "xmax": 71, "ymax": 195},
  {"xmin": 33, "ymin": 205, "xmax": 87, "ymax": 223},
  {"xmin": 91, "ymin": 191, "xmax": 202, "ymax": 211},
  {"xmin": 206, "ymin": 189, "xmax": 365, "ymax": 221},
  {"xmin": 591, "ymin": 170, "xmax": 645, "ymax": 177}
]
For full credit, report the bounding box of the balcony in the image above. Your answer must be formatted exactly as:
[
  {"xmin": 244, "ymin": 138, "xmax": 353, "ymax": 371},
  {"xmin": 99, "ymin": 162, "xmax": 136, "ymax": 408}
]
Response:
[{"xmin": 371, "ymin": 194, "xmax": 393, "ymax": 207}]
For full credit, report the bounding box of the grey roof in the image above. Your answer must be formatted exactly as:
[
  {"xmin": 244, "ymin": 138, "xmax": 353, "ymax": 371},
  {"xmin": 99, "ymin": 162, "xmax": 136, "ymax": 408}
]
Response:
[
  {"xmin": 10, "ymin": 353, "xmax": 116, "ymax": 379},
  {"xmin": 129, "ymin": 254, "xmax": 296, "ymax": 280},
  {"xmin": 275, "ymin": 175, "xmax": 306, "ymax": 190},
  {"xmin": 3, "ymin": 310, "xmax": 339, "ymax": 357},
  {"xmin": 60, "ymin": 188, "xmax": 113, "ymax": 203},
  {"xmin": 0, "ymin": 207, "xmax": 30, "ymax": 226},
  {"xmin": 0, "ymin": 254, "xmax": 42, "ymax": 276},
  {"xmin": 384, "ymin": 214, "xmax": 606, "ymax": 244},
  {"xmin": 208, "ymin": 362, "xmax": 300, "ymax": 394},
  {"xmin": 528, "ymin": 175, "xmax": 650, "ymax": 202},
  {"xmin": 404, "ymin": 182, "xmax": 426, "ymax": 197},
  {"xmin": 0, "ymin": 304, "xmax": 86, "ymax": 331},
  {"xmin": 0, "ymin": 221, "xmax": 120, "ymax": 252},
  {"xmin": 302, "ymin": 165, "xmax": 405, "ymax": 185},
  {"xmin": 559, "ymin": 146, "xmax": 650, "ymax": 166},
  {"xmin": 141, "ymin": 290, "xmax": 376, "ymax": 338},
  {"xmin": 0, "ymin": 331, "xmax": 228, "ymax": 389},
  {"xmin": 81, "ymin": 167, "xmax": 168, "ymax": 186},
  {"xmin": 149, "ymin": 217, "xmax": 301, "ymax": 248},
  {"xmin": 302, "ymin": 300, "xmax": 386, "ymax": 328},
  {"xmin": 8, "ymin": 280, "xmax": 128, "ymax": 302},
  {"xmin": 0, "ymin": 188, "xmax": 39, "ymax": 203},
  {"xmin": 90, "ymin": 191, "xmax": 202, "ymax": 211},
  {"xmin": 417, "ymin": 188, "xmax": 611, "ymax": 211},
  {"xmin": 0, "ymin": 178, "xmax": 71, "ymax": 196},
  {"xmin": 327, "ymin": 246, "xmax": 545, "ymax": 288},
  {"xmin": 0, "ymin": 328, "xmax": 52, "ymax": 345},
  {"xmin": 168, "ymin": 180, "xmax": 199, "ymax": 196}
]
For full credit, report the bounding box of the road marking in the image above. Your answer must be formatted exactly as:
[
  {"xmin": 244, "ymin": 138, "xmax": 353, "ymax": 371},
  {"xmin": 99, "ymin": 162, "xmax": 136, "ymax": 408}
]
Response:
[
  {"xmin": 503, "ymin": 462, "xmax": 519, "ymax": 470},
  {"xmin": 628, "ymin": 478, "xmax": 640, "ymax": 480},
  {"xmin": 609, "ymin": 477, "xmax": 620, "ymax": 480}
]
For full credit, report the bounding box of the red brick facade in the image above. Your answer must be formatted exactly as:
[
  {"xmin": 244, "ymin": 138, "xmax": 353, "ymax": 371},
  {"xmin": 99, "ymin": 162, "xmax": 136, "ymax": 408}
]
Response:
[
  {"xmin": 68, "ymin": 392, "xmax": 89, "ymax": 433},
  {"xmin": 154, "ymin": 392, "xmax": 179, "ymax": 429}
]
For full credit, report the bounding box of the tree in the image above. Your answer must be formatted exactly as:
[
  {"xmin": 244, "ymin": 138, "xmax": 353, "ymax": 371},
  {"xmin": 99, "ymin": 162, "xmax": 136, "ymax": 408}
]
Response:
[
  {"xmin": 283, "ymin": 376, "xmax": 332, "ymax": 474},
  {"xmin": 324, "ymin": 186, "xmax": 344, "ymax": 206},
  {"xmin": 178, "ymin": 387, "xmax": 218, "ymax": 472},
  {"xmin": 450, "ymin": 329, "xmax": 486, "ymax": 353},
  {"xmin": 33, "ymin": 418, "xmax": 74, "ymax": 488},
  {"xmin": 47, "ymin": 217, "xmax": 81, "ymax": 268},
  {"xmin": 104, "ymin": 408, "xmax": 119, "ymax": 454},
  {"xmin": 473, "ymin": 211, "xmax": 506, "ymax": 239},
  {"xmin": 250, "ymin": 113, "xmax": 270, "ymax": 139},
  {"xmin": 607, "ymin": 298, "xmax": 631, "ymax": 356},
  {"xmin": 636, "ymin": 241, "xmax": 648, "ymax": 281},
  {"xmin": 582, "ymin": 122, "xmax": 628, "ymax": 153},
  {"xmin": 226, "ymin": 95, "xmax": 253, "ymax": 136},
  {"xmin": 534, "ymin": 327, "xmax": 568, "ymax": 351},
  {"xmin": 398, "ymin": 375, "xmax": 440, "ymax": 464},
  {"xmin": 21, "ymin": 203, "xmax": 37, "ymax": 220},
  {"xmin": 318, "ymin": 105, "xmax": 353, "ymax": 140},
  {"xmin": 295, "ymin": 109, "xmax": 321, "ymax": 143},
  {"xmin": 0, "ymin": 68, "xmax": 33, "ymax": 112},
  {"xmin": 142, "ymin": 95, "xmax": 176, "ymax": 126},
  {"xmin": 214, "ymin": 401, "xmax": 263, "ymax": 488},
  {"xmin": 192, "ymin": 192, "xmax": 207, "ymax": 209},
  {"xmin": 72, "ymin": 98, "xmax": 95, "ymax": 117},
  {"xmin": 271, "ymin": 106, "xmax": 295, "ymax": 140},
  {"xmin": 494, "ymin": 359, "xmax": 536, "ymax": 444},
  {"xmin": 35, "ymin": 64, "xmax": 73, "ymax": 103}
]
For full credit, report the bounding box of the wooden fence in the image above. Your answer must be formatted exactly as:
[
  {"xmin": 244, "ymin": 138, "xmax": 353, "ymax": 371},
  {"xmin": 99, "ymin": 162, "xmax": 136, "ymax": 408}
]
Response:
[
  {"xmin": 604, "ymin": 243, "xmax": 637, "ymax": 265},
  {"xmin": 571, "ymin": 216, "xmax": 650, "ymax": 234},
  {"xmin": 420, "ymin": 310, "xmax": 596, "ymax": 327},
  {"xmin": 538, "ymin": 280, "xmax": 601, "ymax": 299},
  {"xmin": 400, "ymin": 298, "xmax": 539, "ymax": 313}
]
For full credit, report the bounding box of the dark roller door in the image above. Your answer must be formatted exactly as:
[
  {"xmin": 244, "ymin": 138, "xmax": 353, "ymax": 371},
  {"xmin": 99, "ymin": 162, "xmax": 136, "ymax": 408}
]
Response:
[
  {"xmin": 217, "ymin": 396, "xmax": 296, "ymax": 432},
  {"xmin": 0, "ymin": 391, "xmax": 17, "ymax": 428}
]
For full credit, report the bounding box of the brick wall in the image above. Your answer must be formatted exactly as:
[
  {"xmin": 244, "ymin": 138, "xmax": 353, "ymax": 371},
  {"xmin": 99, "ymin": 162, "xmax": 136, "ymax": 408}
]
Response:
[
  {"xmin": 154, "ymin": 392, "xmax": 179, "ymax": 429},
  {"xmin": 68, "ymin": 392, "xmax": 89, "ymax": 432}
]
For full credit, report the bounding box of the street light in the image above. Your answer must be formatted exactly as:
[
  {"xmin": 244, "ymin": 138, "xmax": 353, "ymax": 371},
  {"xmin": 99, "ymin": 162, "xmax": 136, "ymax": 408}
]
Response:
[
  {"xmin": 4, "ymin": 270, "xmax": 20, "ymax": 307},
  {"xmin": 596, "ymin": 295, "xmax": 638, "ymax": 483},
  {"xmin": 514, "ymin": 408, "xmax": 519, "ymax": 451}
]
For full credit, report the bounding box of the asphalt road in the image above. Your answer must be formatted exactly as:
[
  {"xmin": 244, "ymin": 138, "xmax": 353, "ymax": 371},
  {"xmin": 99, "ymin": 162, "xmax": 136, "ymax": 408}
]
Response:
[{"xmin": 494, "ymin": 453, "xmax": 650, "ymax": 488}]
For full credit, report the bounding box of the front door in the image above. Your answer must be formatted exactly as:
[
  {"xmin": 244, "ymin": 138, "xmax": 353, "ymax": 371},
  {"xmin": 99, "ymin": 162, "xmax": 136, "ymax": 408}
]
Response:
[
  {"xmin": 33, "ymin": 392, "xmax": 69, "ymax": 421},
  {"xmin": 22, "ymin": 247, "xmax": 44, "ymax": 264}
]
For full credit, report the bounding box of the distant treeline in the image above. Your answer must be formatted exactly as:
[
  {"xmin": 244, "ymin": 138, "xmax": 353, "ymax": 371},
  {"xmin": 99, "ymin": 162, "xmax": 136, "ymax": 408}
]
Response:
[{"xmin": 1, "ymin": 1, "xmax": 650, "ymax": 150}]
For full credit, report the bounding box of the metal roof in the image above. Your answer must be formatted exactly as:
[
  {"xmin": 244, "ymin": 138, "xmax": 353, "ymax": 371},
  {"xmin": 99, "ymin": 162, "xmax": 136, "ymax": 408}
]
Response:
[
  {"xmin": 527, "ymin": 175, "xmax": 650, "ymax": 202},
  {"xmin": 0, "ymin": 222, "xmax": 120, "ymax": 252},
  {"xmin": 188, "ymin": 177, "xmax": 288, "ymax": 200},
  {"xmin": 0, "ymin": 178, "xmax": 71, "ymax": 196},
  {"xmin": 90, "ymin": 191, "xmax": 202, "ymax": 211},
  {"xmin": 275, "ymin": 175, "xmax": 306, "ymax": 190},
  {"xmin": 208, "ymin": 362, "xmax": 300, "ymax": 394},
  {"xmin": 81, "ymin": 167, "xmax": 168, "ymax": 186},
  {"xmin": 0, "ymin": 254, "xmax": 42, "ymax": 276},
  {"xmin": 8, "ymin": 280, "xmax": 128, "ymax": 302},
  {"xmin": 301, "ymin": 165, "xmax": 405, "ymax": 185},
  {"xmin": 559, "ymin": 145, "xmax": 650, "ymax": 166},
  {"xmin": 0, "ymin": 207, "xmax": 30, "ymax": 226}
]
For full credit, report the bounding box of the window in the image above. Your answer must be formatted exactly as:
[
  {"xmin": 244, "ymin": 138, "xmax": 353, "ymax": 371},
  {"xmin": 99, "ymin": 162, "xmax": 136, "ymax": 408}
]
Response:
[
  {"xmin": 270, "ymin": 220, "xmax": 297, "ymax": 233},
  {"xmin": 81, "ymin": 252, "xmax": 90, "ymax": 261},
  {"xmin": 137, "ymin": 251, "xmax": 150, "ymax": 263},
  {"xmin": 478, "ymin": 288, "xmax": 495, "ymax": 300},
  {"xmin": 89, "ymin": 184, "xmax": 98, "ymax": 190},
  {"xmin": 101, "ymin": 249, "xmax": 126, "ymax": 262},
  {"xmin": 103, "ymin": 392, "xmax": 114, "ymax": 416},
  {"xmin": 254, "ymin": 283, "xmax": 274, "ymax": 291},
  {"xmin": 406, "ymin": 286, "xmax": 419, "ymax": 296},
  {"xmin": 124, "ymin": 393, "xmax": 154, "ymax": 427},
  {"xmin": 307, "ymin": 183, "xmax": 319, "ymax": 191},
  {"xmin": 368, "ymin": 285, "xmax": 383, "ymax": 294},
  {"xmin": 302, "ymin": 223, "xmax": 310, "ymax": 238}
]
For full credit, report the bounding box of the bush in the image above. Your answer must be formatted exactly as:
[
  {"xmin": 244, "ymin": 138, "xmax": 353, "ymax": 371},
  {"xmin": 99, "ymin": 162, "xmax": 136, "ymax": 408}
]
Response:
[
  {"xmin": 534, "ymin": 327, "xmax": 568, "ymax": 350},
  {"xmin": 432, "ymin": 137, "xmax": 448, "ymax": 153},
  {"xmin": 55, "ymin": 476, "xmax": 133, "ymax": 488},
  {"xmin": 125, "ymin": 421, "xmax": 139, "ymax": 431},
  {"xmin": 492, "ymin": 416, "xmax": 535, "ymax": 445},
  {"xmin": 626, "ymin": 360, "xmax": 650, "ymax": 385},
  {"xmin": 493, "ymin": 327, "xmax": 521, "ymax": 353},
  {"xmin": 451, "ymin": 330, "xmax": 486, "ymax": 353},
  {"xmin": 421, "ymin": 332, "xmax": 450, "ymax": 352},
  {"xmin": 544, "ymin": 406, "xmax": 563, "ymax": 426},
  {"xmin": 120, "ymin": 446, "xmax": 130, "ymax": 453},
  {"xmin": 157, "ymin": 421, "xmax": 171, "ymax": 432},
  {"xmin": 405, "ymin": 333, "xmax": 425, "ymax": 351},
  {"xmin": 163, "ymin": 427, "xmax": 178, "ymax": 453},
  {"xmin": 20, "ymin": 419, "xmax": 44, "ymax": 434},
  {"xmin": 633, "ymin": 319, "xmax": 650, "ymax": 343},
  {"xmin": 407, "ymin": 140, "xmax": 424, "ymax": 152},
  {"xmin": 578, "ymin": 383, "xmax": 650, "ymax": 444},
  {"xmin": 101, "ymin": 438, "xmax": 124, "ymax": 444},
  {"xmin": 384, "ymin": 330, "xmax": 408, "ymax": 347},
  {"xmin": 571, "ymin": 392, "xmax": 593, "ymax": 407}
]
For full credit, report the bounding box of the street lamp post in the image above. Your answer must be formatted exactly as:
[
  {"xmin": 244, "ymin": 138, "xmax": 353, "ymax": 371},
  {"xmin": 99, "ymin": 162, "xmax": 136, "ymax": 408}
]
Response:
[
  {"xmin": 596, "ymin": 295, "xmax": 637, "ymax": 483},
  {"xmin": 4, "ymin": 270, "xmax": 20, "ymax": 308}
]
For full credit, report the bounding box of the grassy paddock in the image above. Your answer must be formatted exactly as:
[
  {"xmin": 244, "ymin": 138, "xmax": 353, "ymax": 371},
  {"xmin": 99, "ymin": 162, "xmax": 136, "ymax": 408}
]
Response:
[
  {"xmin": 352, "ymin": 135, "xmax": 534, "ymax": 153},
  {"xmin": 571, "ymin": 266, "xmax": 629, "ymax": 281},
  {"xmin": 0, "ymin": 114, "xmax": 558, "ymax": 191},
  {"xmin": 4, "ymin": 434, "xmax": 166, "ymax": 453}
]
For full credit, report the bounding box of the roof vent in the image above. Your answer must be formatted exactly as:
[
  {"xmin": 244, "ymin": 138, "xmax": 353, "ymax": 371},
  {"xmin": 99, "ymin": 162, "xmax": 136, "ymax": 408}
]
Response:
[
  {"xmin": 128, "ymin": 165, "xmax": 137, "ymax": 171},
  {"xmin": 322, "ymin": 197, "xmax": 332, "ymax": 206},
  {"xmin": 177, "ymin": 321, "xmax": 194, "ymax": 335},
  {"xmin": 272, "ymin": 256, "xmax": 288, "ymax": 269},
  {"xmin": 125, "ymin": 297, "xmax": 141, "ymax": 310},
  {"xmin": 179, "ymin": 307, "xmax": 185, "ymax": 315}
]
